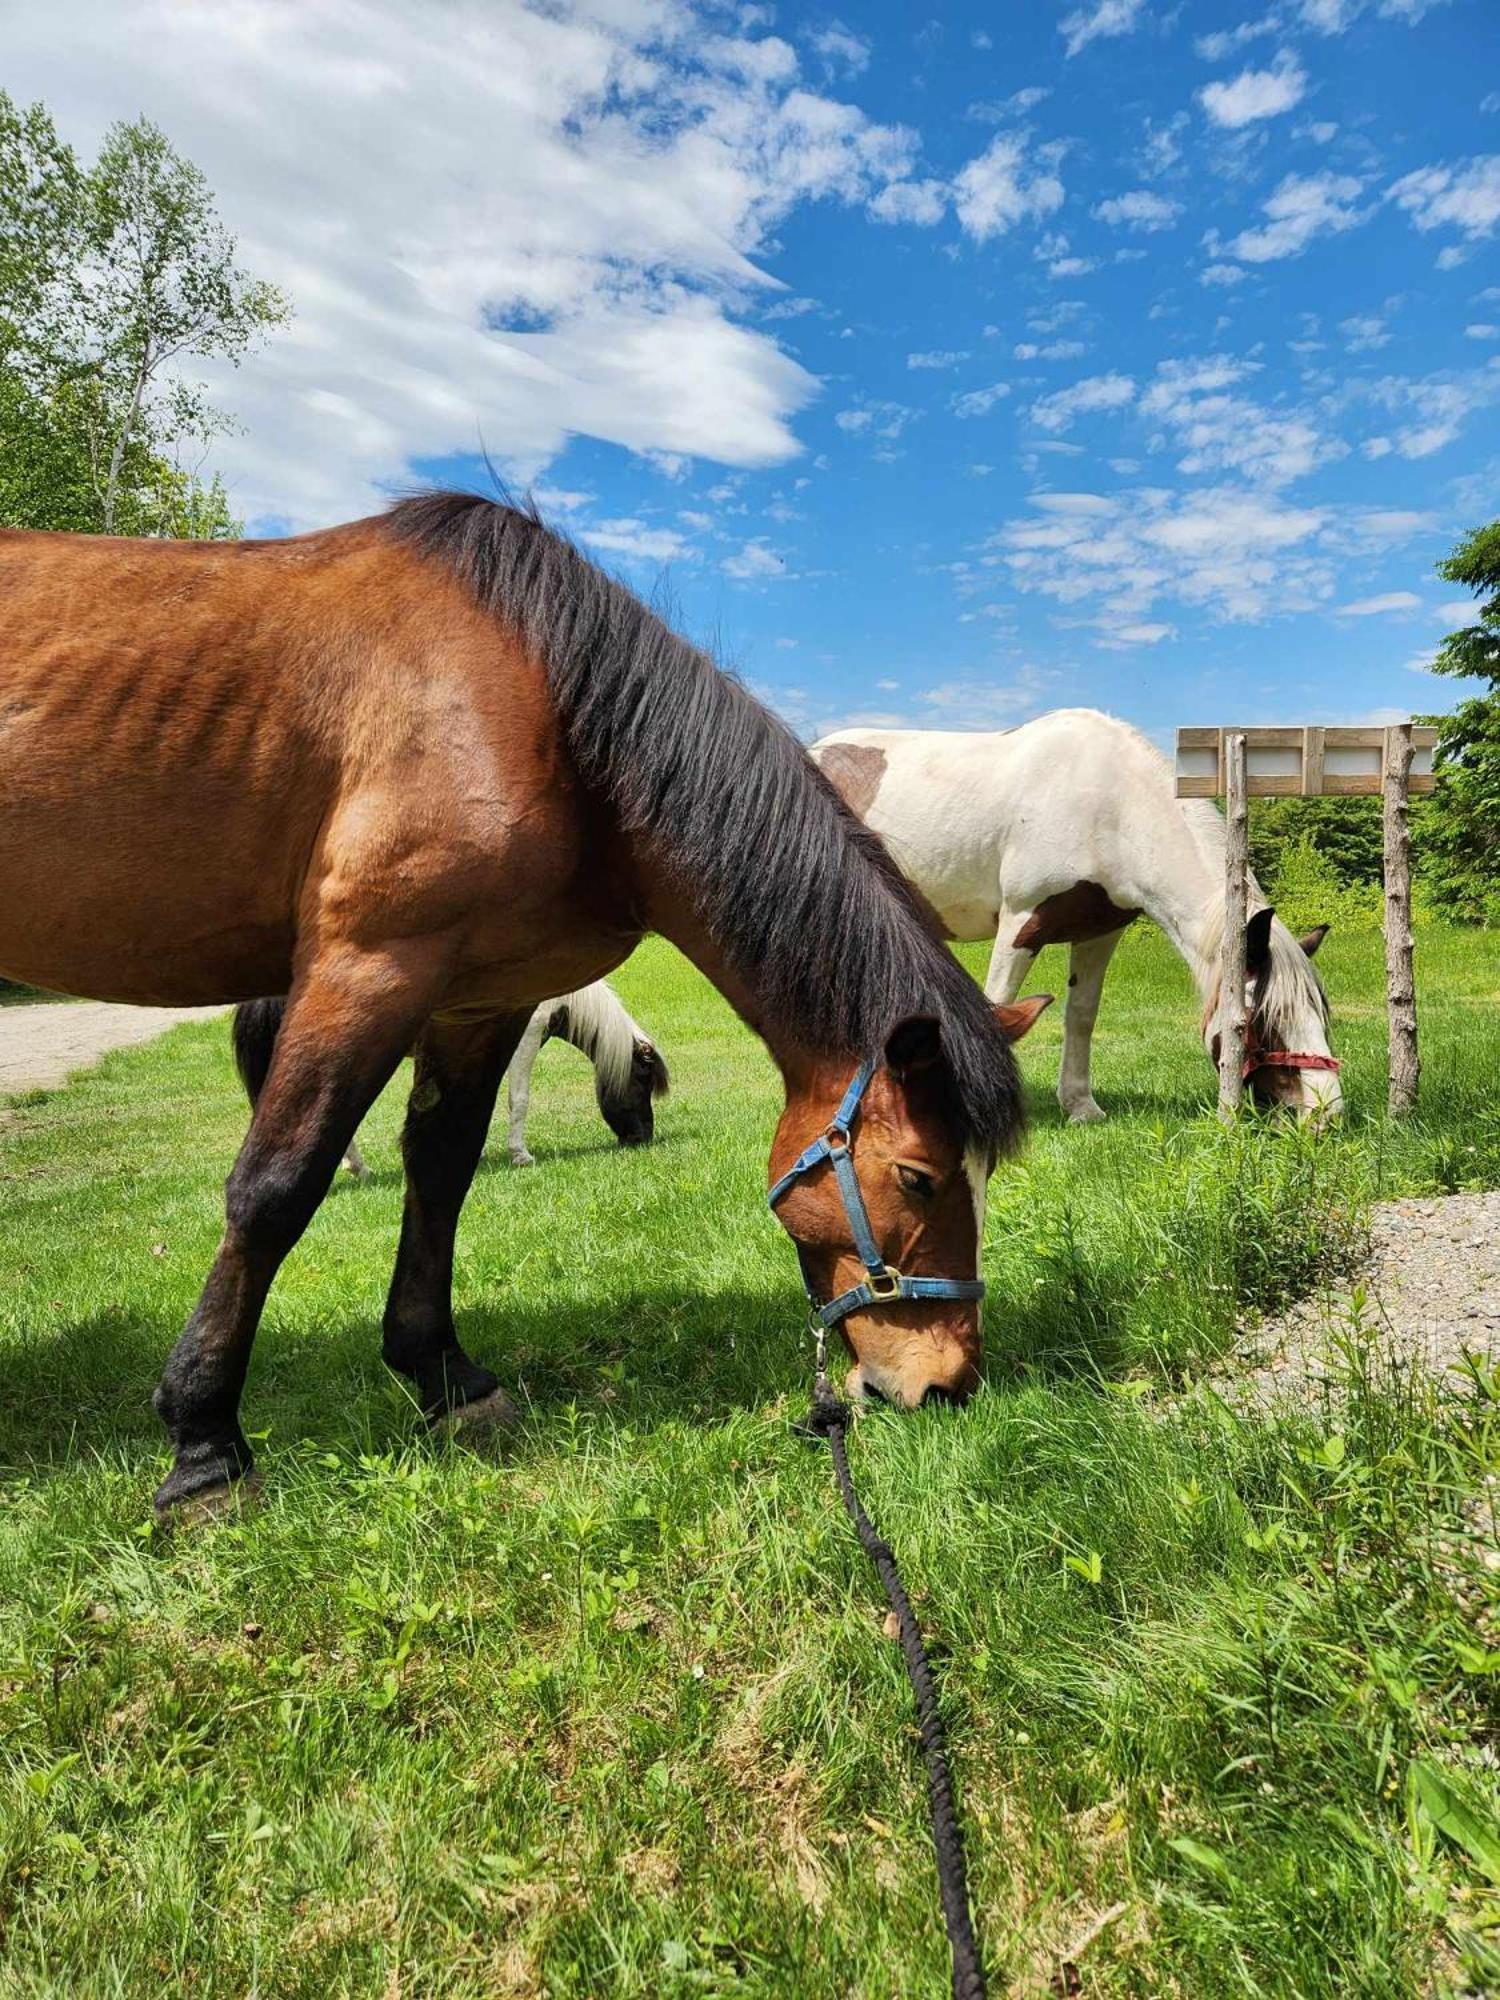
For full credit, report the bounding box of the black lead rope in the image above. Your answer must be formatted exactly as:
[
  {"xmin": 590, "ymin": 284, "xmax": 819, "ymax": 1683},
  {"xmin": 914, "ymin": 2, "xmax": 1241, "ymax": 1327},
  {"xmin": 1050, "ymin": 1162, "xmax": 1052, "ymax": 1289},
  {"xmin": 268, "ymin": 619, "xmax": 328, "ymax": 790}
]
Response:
[{"xmin": 802, "ymin": 1376, "xmax": 988, "ymax": 2000}]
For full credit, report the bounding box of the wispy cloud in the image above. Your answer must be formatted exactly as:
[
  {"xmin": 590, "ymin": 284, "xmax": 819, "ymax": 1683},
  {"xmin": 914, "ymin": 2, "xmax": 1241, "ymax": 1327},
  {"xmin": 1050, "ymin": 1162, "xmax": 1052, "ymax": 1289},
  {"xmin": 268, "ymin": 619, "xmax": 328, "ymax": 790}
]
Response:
[
  {"xmin": 1388, "ymin": 155, "xmax": 1500, "ymax": 265},
  {"xmin": 1335, "ymin": 591, "xmax": 1421, "ymax": 615},
  {"xmin": 1092, "ymin": 189, "xmax": 1182, "ymax": 230},
  {"xmin": 1059, "ymin": 0, "xmax": 1147, "ymax": 60},
  {"xmin": 1225, "ymin": 172, "xmax": 1366, "ymax": 262},
  {"xmin": 1030, "ymin": 372, "xmax": 1137, "ymax": 432},
  {"xmin": 951, "ymin": 382, "xmax": 1013, "ymax": 418}
]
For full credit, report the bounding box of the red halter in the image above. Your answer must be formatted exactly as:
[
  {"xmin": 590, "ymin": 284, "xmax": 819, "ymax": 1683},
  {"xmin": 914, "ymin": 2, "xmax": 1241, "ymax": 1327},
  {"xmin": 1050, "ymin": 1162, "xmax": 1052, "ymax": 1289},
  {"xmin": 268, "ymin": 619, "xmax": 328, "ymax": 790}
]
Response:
[{"xmin": 1244, "ymin": 1047, "xmax": 1342, "ymax": 1079}]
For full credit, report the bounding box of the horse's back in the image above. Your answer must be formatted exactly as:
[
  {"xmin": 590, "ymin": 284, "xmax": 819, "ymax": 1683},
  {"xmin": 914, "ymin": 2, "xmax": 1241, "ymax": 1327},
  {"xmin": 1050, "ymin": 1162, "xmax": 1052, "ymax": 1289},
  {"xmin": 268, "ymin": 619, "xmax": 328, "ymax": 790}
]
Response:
[{"xmin": 812, "ymin": 711, "xmax": 1179, "ymax": 933}]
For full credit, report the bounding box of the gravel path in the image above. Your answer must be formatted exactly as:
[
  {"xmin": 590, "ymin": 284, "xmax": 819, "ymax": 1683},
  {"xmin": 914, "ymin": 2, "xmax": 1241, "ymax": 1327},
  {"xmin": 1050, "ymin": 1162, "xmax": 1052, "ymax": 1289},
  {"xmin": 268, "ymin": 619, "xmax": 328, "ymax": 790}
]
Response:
[
  {"xmin": 1227, "ymin": 1190, "xmax": 1500, "ymax": 1408},
  {"xmin": 0, "ymin": 1000, "xmax": 227, "ymax": 1100}
]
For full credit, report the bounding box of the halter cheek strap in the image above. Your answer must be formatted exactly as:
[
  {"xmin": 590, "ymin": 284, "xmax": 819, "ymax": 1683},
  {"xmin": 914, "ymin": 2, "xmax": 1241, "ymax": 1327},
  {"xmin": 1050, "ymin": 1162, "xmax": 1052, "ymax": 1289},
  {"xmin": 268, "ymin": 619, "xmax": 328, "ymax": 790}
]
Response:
[{"xmin": 767, "ymin": 1058, "xmax": 985, "ymax": 1330}]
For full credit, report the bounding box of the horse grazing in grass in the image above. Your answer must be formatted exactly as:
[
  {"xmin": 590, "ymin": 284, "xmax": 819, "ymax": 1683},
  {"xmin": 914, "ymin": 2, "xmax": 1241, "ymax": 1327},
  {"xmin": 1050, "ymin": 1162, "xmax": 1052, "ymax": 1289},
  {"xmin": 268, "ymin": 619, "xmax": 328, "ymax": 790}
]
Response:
[
  {"xmin": 0, "ymin": 493, "xmax": 1049, "ymax": 1515},
  {"xmin": 813, "ymin": 709, "xmax": 1339, "ymax": 1124},
  {"xmin": 232, "ymin": 978, "xmax": 669, "ymax": 1176}
]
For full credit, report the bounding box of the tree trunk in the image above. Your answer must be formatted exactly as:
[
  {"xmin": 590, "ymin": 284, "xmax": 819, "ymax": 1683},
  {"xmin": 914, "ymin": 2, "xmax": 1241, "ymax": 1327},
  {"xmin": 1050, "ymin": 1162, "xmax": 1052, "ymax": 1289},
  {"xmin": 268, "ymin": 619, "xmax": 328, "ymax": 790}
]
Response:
[
  {"xmin": 1218, "ymin": 730, "xmax": 1249, "ymax": 1119},
  {"xmin": 100, "ymin": 358, "xmax": 150, "ymax": 535},
  {"xmin": 1383, "ymin": 722, "xmax": 1420, "ymax": 1116}
]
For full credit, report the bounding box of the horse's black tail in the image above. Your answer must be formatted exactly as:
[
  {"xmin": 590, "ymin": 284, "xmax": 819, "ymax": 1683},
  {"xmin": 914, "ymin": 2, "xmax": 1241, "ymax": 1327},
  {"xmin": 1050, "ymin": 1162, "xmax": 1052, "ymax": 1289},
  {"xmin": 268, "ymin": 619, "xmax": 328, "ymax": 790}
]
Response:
[{"xmin": 231, "ymin": 997, "xmax": 288, "ymax": 1108}]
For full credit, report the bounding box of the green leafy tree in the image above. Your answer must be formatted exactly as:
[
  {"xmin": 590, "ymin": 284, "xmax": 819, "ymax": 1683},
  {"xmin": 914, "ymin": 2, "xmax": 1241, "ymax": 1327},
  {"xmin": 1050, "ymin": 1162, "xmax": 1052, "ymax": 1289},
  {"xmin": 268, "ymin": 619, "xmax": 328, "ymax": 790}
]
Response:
[
  {"xmin": 1415, "ymin": 522, "xmax": 1500, "ymax": 925},
  {"xmin": 1249, "ymin": 795, "xmax": 1385, "ymax": 892},
  {"xmin": 0, "ymin": 93, "xmax": 284, "ymax": 536}
]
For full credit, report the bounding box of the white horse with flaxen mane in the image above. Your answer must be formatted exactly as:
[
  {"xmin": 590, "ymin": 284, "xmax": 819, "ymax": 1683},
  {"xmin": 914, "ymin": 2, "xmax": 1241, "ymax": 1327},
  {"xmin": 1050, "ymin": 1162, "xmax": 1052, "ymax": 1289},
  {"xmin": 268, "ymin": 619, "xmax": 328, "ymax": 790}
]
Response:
[{"xmin": 813, "ymin": 708, "xmax": 1340, "ymax": 1123}]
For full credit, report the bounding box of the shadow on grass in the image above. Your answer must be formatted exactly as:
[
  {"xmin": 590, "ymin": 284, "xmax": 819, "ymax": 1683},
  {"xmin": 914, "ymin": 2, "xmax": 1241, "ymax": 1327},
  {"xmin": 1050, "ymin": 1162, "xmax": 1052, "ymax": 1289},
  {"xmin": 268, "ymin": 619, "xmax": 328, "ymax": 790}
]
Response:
[{"xmin": 0, "ymin": 1247, "xmax": 1151, "ymax": 1491}]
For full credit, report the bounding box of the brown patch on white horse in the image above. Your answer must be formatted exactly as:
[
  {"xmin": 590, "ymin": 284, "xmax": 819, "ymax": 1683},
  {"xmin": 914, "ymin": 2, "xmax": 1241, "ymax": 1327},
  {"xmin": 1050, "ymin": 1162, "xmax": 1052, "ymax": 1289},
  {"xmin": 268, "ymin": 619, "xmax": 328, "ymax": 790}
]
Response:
[
  {"xmin": 1012, "ymin": 882, "xmax": 1140, "ymax": 953},
  {"xmin": 815, "ymin": 741, "xmax": 887, "ymax": 818}
]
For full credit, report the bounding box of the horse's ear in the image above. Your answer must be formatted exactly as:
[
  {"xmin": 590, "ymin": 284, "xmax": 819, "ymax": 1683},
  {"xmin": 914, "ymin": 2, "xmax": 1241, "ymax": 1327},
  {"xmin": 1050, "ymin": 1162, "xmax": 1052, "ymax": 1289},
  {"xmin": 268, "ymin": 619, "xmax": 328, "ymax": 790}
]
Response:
[
  {"xmin": 1299, "ymin": 923, "xmax": 1330, "ymax": 957},
  {"xmin": 994, "ymin": 994, "xmax": 1054, "ymax": 1043},
  {"xmin": 884, "ymin": 1015, "xmax": 944, "ymax": 1072},
  {"xmin": 1246, "ymin": 906, "xmax": 1275, "ymax": 975}
]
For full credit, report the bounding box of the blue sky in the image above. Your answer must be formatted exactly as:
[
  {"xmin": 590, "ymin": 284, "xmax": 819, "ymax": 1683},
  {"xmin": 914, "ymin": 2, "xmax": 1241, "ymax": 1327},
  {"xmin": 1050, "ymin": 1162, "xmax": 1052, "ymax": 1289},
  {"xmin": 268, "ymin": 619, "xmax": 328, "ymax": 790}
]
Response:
[{"xmin": 11, "ymin": 0, "xmax": 1499, "ymax": 744}]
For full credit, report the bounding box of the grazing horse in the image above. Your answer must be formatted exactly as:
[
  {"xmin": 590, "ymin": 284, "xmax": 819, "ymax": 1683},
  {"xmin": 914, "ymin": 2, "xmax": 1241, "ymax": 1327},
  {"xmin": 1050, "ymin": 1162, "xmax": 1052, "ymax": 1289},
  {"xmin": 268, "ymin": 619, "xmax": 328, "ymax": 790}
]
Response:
[
  {"xmin": 231, "ymin": 979, "xmax": 669, "ymax": 1176},
  {"xmin": 813, "ymin": 709, "xmax": 1339, "ymax": 1123},
  {"xmin": 0, "ymin": 493, "xmax": 1048, "ymax": 1515}
]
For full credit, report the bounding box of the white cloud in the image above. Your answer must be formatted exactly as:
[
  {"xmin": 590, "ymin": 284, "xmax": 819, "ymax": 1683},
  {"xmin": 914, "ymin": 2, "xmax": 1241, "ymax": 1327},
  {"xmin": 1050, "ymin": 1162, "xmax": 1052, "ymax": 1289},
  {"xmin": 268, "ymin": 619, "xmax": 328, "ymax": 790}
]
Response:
[
  {"xmin": 722, "ymin": 538, "xmax": 787, "ymax": 579},
  {"xmin": 1059, "ymin": 0, "xmax": 1146, "ymax": 59},
  {"xmin": 1196, "ymin": 14, "xmax": 1281, "ymax": 60},
  {"xmin": 870, "ymin": 179, "xmax": 949, "ymax": 225},
  {"xmin": 1467, "ymin": 324, "xmax": 1500, "ymax": 341},
  {"xmin": 908, "ymin": 349, "xmax": 971, "ymax": 369},
  {"xmin": 1226, "ymin": 172, "xmax": 1366, "ymax": 262},
  {"xmin": 1388, "ymin": 157, "xmax": 1500, "ymax": 255},
  {"xmin": 1092, "ymin": 189, "xmax": 1182, "ymax": 231},
  {"xmin": 1199, "ymin": 55, "xmax": 1307, "ymax": 129},
  {"xmin": 992, "ymin": 484, "xmax": 1336, "ymax": 625},
  {"xmin": 1141, "ymin": 354, "xmax": 1334, "ymax": 485},
  {"xmin": 950, "ymin": 382, "xmax": 1012, "ymax": 418},
  {"xmin": 1362, "ymin": 436, "xmax": 1394, "ymax": 458},
  {"xmin": 1340, "ymin": 313, "xmax": 1389, "ymax": 351},
  {"xmin": 835, "ymin": 399, "xmax": 918, "ymax": 440},
  {"xmin": 1299, "ymin": 0, "xmax": 1450, "ymax": 29},
  {"xmin": 1014, "ymin": 339, "xmax": 1089, "ymax": 360},
  {"xmin": 1030, "ymin": 372, "xmax": 1137, "ymax": 432},
  {"xmin": 1360, "ymin": 369, "xmax": 1500, "ymax": 458},
  {"xmin": 1202, "ymin": 262, "xmax": 1250, "ymax": 286},
  {"xmin": 3, "ymin": 0, "xmax": 941, "ymax": 526},
  {"xmin": 952, "ymin": 133, "xmax": 1065, "ymax": 242},
  {"xmin": 580, "ymin": 516, "xmax": 697, "ymax": 566},
  {"xmin": 917, "ymin": 666, "xmax": 1058, "ymax": 726},
  {"xmin": 808, "ymin": 22, "xmax": 871, "ymax": 77},
  {"xmin": 1335, "ymin": 591, "xmax": 1421, "ymax": 615}
]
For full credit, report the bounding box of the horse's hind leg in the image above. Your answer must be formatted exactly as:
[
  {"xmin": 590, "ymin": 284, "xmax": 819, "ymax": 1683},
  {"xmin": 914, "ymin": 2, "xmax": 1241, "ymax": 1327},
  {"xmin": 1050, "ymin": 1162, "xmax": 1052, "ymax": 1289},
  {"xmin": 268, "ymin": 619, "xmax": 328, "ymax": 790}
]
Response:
[
  {"xmin": 983, "ymin": 910, "xmax": 1036, "ymax": 1005},
  {"xmin": 153, "ymin": 951, "xmax": 441, "ymax": 1515},
  {"xmin": 1057, "ymin": 931, "xmax": 1123, "ymax": 1124},
  {"xmin": 383, "ymin": 1011, "xmax": 530, "ymax": 1422}
]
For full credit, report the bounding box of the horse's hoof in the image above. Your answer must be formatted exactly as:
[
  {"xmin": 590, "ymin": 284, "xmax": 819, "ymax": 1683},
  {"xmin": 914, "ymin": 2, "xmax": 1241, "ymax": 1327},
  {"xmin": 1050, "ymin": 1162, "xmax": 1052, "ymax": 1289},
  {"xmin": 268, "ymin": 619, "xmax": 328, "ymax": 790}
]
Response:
[
  {"xmin": 509, "ymin": 1150, "xmax": 536, "ymax": 1169},
  {"xmin": 155, "ymin": 1468, "xmax": 263, "ymax": 1527},
  {"xmin": 1066, "ymin": 1102, "xmax": 1108, "ymax": 1125},
  {"xmin": 431, "ymin": 1388, "xmax": 518, "ymax": 1440}
]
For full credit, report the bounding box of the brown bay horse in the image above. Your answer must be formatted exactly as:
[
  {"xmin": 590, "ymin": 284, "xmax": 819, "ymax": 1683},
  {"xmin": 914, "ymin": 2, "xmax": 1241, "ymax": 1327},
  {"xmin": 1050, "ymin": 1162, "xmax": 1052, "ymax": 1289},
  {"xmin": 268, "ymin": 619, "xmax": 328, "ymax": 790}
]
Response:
[{"xmin": 0, "ymin": 495, "xmax": 1045, "ymax": 1515}]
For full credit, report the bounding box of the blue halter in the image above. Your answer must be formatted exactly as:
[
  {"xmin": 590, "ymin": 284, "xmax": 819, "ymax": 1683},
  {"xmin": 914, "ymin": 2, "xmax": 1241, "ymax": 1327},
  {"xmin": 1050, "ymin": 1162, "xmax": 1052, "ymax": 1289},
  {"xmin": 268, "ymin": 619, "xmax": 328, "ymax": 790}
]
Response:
[{"xmin": 767, "ymin": 1058, "xmax": 987, "ymax": 1331}]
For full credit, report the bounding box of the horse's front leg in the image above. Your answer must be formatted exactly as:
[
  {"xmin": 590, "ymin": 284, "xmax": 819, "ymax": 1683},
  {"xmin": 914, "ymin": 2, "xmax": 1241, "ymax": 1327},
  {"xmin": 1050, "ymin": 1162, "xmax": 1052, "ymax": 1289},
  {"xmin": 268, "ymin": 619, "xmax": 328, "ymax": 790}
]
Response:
[
  {"xmin": 504, "ymin": 1008, "xmax": 548, "ymax": 1167},
  {"xmin": 153, "ymin": 945, "xmax": 446, "ymax": 1515},
  {"xmin": 383, "ymin": 1010, "xmax": 530, "ymax": 1422},
  {"xmin": 1057, "ymin": 932, "xmax": 1123, "ymax": 1124}
]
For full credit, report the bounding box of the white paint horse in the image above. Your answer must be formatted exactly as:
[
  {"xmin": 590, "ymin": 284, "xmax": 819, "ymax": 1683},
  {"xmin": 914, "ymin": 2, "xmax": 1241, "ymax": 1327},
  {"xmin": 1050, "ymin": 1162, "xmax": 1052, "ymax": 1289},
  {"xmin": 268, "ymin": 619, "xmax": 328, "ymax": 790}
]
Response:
[
  {"xmin": 232, "ymin": 979, "xmax": 668, "ymax": 1175},
  {"xmin": 813, "ymin": 709, "xmax": 1339, "ymax": 1123},
  {"xmin": 505, "ymin": 981, "xmax": 668, "ymax": 1166}
]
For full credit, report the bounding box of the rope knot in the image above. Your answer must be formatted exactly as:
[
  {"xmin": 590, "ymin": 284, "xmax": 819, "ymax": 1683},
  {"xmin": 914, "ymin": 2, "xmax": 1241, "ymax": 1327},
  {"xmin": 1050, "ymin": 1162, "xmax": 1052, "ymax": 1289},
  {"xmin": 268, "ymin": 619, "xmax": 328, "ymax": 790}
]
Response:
[{"xmin": 794, "ymin": 1379, "xmax": 852, "ymax": 1444}]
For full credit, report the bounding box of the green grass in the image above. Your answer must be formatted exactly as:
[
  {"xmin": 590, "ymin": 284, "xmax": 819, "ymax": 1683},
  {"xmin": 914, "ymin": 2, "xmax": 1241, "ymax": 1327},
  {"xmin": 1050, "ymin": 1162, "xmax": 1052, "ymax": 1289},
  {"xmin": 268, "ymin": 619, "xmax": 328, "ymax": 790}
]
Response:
[{"xmin": 3, "ymin": 927, "xmax": 1500, "ymax": 1996}]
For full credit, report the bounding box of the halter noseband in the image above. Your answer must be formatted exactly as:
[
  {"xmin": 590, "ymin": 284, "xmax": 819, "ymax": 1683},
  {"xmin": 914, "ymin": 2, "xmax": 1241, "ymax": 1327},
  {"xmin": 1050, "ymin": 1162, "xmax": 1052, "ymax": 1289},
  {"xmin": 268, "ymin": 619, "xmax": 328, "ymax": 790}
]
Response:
[{"xmin": 767, "ymin": 1058, "xmax": 985, "ymax": 1330}]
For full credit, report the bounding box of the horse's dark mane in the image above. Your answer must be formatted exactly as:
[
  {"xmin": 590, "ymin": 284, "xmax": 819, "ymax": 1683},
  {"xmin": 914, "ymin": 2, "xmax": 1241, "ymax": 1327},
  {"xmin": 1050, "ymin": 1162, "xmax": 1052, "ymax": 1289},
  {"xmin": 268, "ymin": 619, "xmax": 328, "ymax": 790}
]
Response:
[{"xmin": 386, "ymin": 491, "xmax": 1020, "ymax": 1153}]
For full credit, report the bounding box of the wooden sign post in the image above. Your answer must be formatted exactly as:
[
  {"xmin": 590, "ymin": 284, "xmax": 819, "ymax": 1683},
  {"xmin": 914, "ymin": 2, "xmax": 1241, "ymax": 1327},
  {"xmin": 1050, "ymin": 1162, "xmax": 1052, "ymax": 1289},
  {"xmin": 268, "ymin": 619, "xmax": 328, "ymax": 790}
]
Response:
[
  {"xmin": 1219, "ymin": 732, "xmax": 1249, "ymax": 1116},
  {"xmin": 1175, "ymin": 723, "xmax": 1436, "ymax": 1119}
]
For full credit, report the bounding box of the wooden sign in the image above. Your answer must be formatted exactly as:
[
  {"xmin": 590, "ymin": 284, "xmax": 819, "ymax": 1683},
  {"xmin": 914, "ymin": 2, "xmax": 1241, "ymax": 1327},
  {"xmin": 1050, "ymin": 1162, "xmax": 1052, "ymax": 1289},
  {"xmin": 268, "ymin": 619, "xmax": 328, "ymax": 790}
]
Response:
[{"xmin": 1175, "ymin": 725, "xmax": 1436, "ymax": 800}]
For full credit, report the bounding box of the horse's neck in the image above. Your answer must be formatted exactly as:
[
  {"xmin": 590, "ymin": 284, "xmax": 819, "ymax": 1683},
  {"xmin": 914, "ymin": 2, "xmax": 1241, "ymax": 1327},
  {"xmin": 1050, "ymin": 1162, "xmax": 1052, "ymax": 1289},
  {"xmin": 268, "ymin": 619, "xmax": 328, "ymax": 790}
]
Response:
[{"xmin": 1114, "ymin": 796, "xmax": 1229, "ymax": 999}]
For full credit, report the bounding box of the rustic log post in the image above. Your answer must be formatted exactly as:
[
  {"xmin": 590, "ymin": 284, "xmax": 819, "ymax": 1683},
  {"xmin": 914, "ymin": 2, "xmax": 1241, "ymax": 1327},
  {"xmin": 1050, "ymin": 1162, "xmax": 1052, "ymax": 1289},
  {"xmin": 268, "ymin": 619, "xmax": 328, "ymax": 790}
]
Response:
[
  {"xmin": 1219, "ymin": 730, "xmax": 1249, "ymax": 1118},
  {"xmin": 1383, "ymin": 722, "xmax": 1420, "ymax": 1116}
]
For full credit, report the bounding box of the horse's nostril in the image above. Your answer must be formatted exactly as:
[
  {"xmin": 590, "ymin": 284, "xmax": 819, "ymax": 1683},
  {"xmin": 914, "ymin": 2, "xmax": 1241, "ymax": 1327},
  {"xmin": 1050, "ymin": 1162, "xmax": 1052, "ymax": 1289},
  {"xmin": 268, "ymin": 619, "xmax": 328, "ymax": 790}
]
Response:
[{"xmin": 921, "ymin": 1383, "xmax": 964, "ymax": 1410}]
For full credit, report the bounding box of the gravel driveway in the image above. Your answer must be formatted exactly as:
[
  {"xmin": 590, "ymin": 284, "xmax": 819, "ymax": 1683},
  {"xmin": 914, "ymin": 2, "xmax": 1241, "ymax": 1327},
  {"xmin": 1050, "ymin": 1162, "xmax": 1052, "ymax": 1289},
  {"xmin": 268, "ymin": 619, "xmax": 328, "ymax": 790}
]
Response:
[
  {"xmin": 1227, "ymin": 1189, "xmax": 1500, "ymax": 1408},
  {"xmin": 0, "ymin": 1000, "xmax": 227, "ymax": 1100}
]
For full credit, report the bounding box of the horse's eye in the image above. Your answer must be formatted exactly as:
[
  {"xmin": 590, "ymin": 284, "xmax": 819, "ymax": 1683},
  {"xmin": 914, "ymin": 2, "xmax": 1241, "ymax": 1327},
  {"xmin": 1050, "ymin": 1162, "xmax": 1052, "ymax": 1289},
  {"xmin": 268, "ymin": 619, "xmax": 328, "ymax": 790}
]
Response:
[{"xmin": 896, "ymin": 1164, "xmax": 936, "ymax": 1199}]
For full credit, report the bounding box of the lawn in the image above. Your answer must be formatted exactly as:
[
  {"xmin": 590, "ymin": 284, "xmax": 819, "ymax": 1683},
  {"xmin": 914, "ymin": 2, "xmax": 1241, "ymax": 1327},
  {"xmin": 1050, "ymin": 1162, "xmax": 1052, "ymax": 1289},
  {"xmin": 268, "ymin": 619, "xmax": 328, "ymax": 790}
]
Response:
[{"xmin": 3, "ymin": 925, "xmax": 1500, "ymax": 1997}]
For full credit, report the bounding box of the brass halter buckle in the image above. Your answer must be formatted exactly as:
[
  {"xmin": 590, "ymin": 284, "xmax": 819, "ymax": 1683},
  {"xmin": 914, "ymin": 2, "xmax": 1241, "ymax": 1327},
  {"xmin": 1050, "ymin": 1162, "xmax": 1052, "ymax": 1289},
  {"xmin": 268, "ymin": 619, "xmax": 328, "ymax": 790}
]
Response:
[{"xmin": 867, "ymin": 1267, "xmax": 903, "ymax": 1302}]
